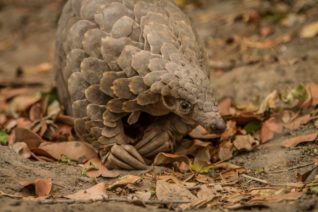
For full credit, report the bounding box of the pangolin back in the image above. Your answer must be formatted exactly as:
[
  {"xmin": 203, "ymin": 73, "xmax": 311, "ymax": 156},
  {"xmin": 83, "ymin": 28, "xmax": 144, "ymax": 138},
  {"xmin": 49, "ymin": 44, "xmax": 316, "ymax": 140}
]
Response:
[{"xmin": 55, "ymin": 0, "xmax": 211, "ymax": 147}]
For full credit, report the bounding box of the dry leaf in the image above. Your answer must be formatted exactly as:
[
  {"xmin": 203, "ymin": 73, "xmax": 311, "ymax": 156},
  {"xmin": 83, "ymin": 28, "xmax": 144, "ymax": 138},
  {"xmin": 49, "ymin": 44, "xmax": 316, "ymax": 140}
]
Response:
[
  {"xmin": 83, "ymin": 158, "xmax": 119, "ymax": 178},
  {"xmin": 108, "ymin": 175, "xmax": 141, "ymax": 190},
  {"xmin": 218, "ymin": 140, "xmax": 233, "ymax": 161},
  {"xmin": 233, "ymin": 135, "xmax": 258, "ymax": 151},
  {"xmin": 11, "ymin": 142, "xmax": 32, "ymax": 159},
  {"xmin": 18, "ymin": 178, "xmax": 52, "ymax": 197},
  {"xmin": 15, "ymin": 128, "xmax": 43, "ymax": 149},
  {"xmin": 314, "ymin": 120, "xmax": 318, "ymax": 129},
  {"xmin": 29, "ymin": 102, "xmax": 43, "ymax": 121},
  {"xmin": 153, "ymin": 152, "xmax": 190, "ymax": 166},
  {"xmin": 156, "ymin": 180, "xmax": 196, "ymax": 202},
  {"xmin": 299, "ymin": 21, "xmax": 318, "ymax": 38},
  {"xmin": 10, "ymin": 93, "xmax": 41, "ymax": 112},
  {"xmin": 282, "ymin": 132, "xmax": 318, "ymax": 148},
  {"xmin": 284, "ymin": 114, "xmax": 311, "ymax": 130},
  {"xmin": 257, "ymin": 90, "xmax": 279, "ymax": 114},
  {"xmin": 65, "ymin": 182, "xmax": 107, "ymax": 201},
  {"xmin": 134, "ymin": 191, "xmax": 152, "ymax": 202},
  {"xmin": 37, "ymin": 141, "xmax": 97, "ymax": 162},
  {"xmin": 218, "ymin": 98, "xmax": 234, "ymax": 116},
  {"xmin": 260, "ymin": 117, "xmax": 283, "ymax": 143},
  {"xmin": 220, "ymin": 121, "xmax": 237, "ymax": 141},
  {"xmin": 189, "ymin": 125, "xmax": 220, "ymax": 140},
  {"xmin": 306, "ymin": 83, "xmax": 318, "ymax": 106},
  {"xmin": 205, "ymin": 162, "xmax": 243, "ymax": 171}
]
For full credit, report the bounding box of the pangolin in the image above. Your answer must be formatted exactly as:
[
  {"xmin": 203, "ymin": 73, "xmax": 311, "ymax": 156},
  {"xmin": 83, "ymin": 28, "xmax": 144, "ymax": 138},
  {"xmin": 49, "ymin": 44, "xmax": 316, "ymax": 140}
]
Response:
[{"xmin": 54, "ymin": 0, "xmax": 226, "ymax": 170}]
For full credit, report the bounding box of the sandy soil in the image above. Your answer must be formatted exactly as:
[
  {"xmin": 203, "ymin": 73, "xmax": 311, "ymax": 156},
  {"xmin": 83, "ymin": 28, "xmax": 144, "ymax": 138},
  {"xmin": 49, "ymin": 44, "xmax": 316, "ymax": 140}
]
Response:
[{"xmin": 0, "ymin": 0, "xmax": 318, "ymax": 211}]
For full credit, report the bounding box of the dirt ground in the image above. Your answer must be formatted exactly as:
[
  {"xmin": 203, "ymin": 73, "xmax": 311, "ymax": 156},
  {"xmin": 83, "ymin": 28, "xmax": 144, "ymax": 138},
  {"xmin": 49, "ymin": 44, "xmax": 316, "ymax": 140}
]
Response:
[{"xmin": 1, "ymin": 0, "xmax": 318, "ymax": 211}]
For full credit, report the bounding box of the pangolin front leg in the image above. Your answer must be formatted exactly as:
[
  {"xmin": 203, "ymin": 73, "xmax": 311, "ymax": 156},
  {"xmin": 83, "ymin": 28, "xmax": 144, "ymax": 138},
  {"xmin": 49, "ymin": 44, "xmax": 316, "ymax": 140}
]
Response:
[{"xmin": 105, "ymin": 116, "xmax": 192, "ymax": 170}]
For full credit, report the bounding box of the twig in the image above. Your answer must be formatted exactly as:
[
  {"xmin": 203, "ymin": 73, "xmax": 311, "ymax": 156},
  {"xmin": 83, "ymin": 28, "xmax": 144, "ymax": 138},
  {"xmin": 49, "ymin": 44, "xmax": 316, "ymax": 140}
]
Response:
[
  {"xmin": 270, "ymin": 162, "xmax": 314, "ymax": 174},
  {"xmin": 241, "ymin": 174, "xmax": 269, "ymax": 184},
  {"xmin": 39, "ymin": 198, "xmax": 190, "ymax": 205},
  {"xmin": 241, "ymin": 174, "xmax": 304, "ymax": 188}
]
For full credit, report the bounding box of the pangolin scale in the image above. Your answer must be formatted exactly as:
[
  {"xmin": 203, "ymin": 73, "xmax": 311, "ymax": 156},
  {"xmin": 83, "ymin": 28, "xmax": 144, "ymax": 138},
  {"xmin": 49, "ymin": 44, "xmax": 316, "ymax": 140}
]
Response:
[{"xmin": 55, "ymin": 0, "xmax": 226, "ymax": 170}]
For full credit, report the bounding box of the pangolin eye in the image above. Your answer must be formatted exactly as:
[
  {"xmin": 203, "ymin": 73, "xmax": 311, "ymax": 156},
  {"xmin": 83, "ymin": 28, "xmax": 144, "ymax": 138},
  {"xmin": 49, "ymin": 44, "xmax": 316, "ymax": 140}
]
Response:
[{"xmin": 179, "ymin": 100, "xmax": 192, "ymax": 113}]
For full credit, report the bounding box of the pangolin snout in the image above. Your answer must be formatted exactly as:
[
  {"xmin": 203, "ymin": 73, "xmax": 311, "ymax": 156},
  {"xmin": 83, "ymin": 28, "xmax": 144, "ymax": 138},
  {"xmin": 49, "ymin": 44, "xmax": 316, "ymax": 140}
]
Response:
[{"xmin": 207, "ymin": 118, "xmax": 226, "ymax": 134}]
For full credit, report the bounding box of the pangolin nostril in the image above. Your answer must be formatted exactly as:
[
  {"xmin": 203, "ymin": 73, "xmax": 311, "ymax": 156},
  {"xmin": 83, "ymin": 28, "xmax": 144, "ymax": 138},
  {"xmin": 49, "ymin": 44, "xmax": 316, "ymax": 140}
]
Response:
[{"xmin": 216, "ymin": 118, "xmax": 226, "ymax": 132}]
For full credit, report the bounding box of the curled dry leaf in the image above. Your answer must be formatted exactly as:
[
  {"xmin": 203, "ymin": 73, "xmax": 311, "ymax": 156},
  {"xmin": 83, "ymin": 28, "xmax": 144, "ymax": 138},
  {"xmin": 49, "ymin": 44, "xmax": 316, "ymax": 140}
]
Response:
[
  {"xmin": 153, "ymin": 152, "xmax": 190, "ymax": 166},
  {"xmin": 37, "ymin": 141, "xmax": 97, "ymax": 163},
  {"xmin": 189, "ymin": 125, "xmax": 220, "ymax": 140},
  {"xmin": 281, "ymin": 132, "xmax": 318, "ymax": 148},
  {"xmin": 18, "ymin": 178, "xmax": 52, "ymax": 197},
  {"xmin": 83, "ymin": 158, "xmax": 119, "ymax": 178},
  {"xmin": 156, "ymin": 180, "xmax": 196, "ymax": 202},
  {"xmin": 15, "ymin": 128, "xmax": 43, "ymax": 149},
  {"xmin": 11, "ymin": 142, "xmax": 32, "ymax": 159},
  {"xmin": 233, "ymin": 135, "xmax": 258, "ymax": 151},
  {"xmin": 65, "ymin": 182, "xmax": 108, "ymax": 201},
  {"xmin": 257, "ymin": 90, "xmax": 279, "ymax": 114},
  {"xmin": 260, "ymin": 117, "xmax": 283, "ymax": 143},
  {"xmin": 108, "ymin": 175, "xmax": 141, "ymax": 190}
]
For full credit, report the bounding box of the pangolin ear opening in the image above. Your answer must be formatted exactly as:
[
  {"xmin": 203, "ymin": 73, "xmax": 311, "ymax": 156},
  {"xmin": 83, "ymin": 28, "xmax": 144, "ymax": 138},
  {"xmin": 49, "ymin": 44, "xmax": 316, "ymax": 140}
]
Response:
[{"xmin": 162, "ymin": 95, "xmax": 176, "ymax": 111}]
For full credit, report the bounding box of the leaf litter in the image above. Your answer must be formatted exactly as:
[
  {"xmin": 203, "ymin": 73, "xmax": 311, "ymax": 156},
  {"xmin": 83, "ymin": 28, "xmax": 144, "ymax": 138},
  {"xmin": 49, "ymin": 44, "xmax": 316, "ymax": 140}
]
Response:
[{"xmin": 1, "ymin": 70, "xmax": 318, "ymax": 209}]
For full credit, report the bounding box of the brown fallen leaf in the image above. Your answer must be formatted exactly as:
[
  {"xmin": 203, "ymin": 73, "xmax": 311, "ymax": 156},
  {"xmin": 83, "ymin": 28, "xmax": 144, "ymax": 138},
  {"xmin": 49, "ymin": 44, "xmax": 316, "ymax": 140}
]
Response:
[
  {"xmin": 218, "ymin": 140, "xmax": 233, "ymax": 161},
  {"xmin": 257, "ymin": 90, "xmax": 279, "ymax": 114},
  {"xmin": 11, "ymin": 142, "xmax": 32, "ymax": 159},
  {"xmin": 220, "ymin": 121, "xmax": 237, "ymax": 141},
  {"xmin": 188, "ymin": 125, "xmax": 220, "ymax": 140},
  {"xmin": 108, "ymin": 175, "xmax": 141, "ymax": 190},
  {"xmin": 299, "ymin": 21, "xmax": 318, "ymax": 38},
  {"xmin": 314, "ymin": 120, "xmax": 318, "ymax": 129},
  {"xmin": 306, "ymin": 83, "xmax": 318, "ymax": 106},
  {"xmin": 15, "ymin": 128, "xmax": 43, "ymax": 149},
  {"xmin": 83, "ymin": 158, "xmax": 119, "ymax": 178},
  {"xmin": 37, "ymin": 141, "xmax": 98, "ymax": 163},
  {"xmin": 65, "ymin": 182, "xmax": 108, "ymax": 201},
  {"xmin": 195, "ymin": 174, "xmax": 214, "ymax": 184},
  {"xmin": 233, "ymin": 135, "xmax": 258, "ymax": 151},
  {"xmin": 9, "ymin": 93, "xmax": 41, "ymax": 113},
  {"xmin": 134, "ymin": 191, "xmax": 152, "ymax": 202},
  {"xmin": 29, "ymin": 102, "xmax": 44, "ymax": 121},
  {"xmin": 205, "ymin": 162, "xmax": 243, "ymax": 171},
  {"xmin": 260, "ymin": 117, "xmax": 283, "ymax": 143},
  {"xmin": 153, "ymin": 152, "xmax": 190, "ymax": 166},
  {"xmin": 284, "ymin": 114, "xmax": 311, "ymax": 130},
  {"xmin": 281, "ymin": 132, "xmax": 318, "ymax": 148},
  {"xmin": 18, "ymin": 178, "xmax": 52, "ymax": 197},
  {"xmin": 156, "ymin": 180, "xmax": 196, "ymax": 202},
  {"xmin": 218, "ymin": 98, "xmax": 234, "ymax": 116}
]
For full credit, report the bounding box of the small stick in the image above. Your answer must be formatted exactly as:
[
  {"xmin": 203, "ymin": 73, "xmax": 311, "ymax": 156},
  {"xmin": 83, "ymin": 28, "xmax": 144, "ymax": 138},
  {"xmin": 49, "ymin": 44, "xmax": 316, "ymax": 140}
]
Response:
[
  {"xmin": 241, "ymin": 174, "xmax": 269, "ymax": 185},
  {"xmin": 270, "ymin": 162, "xmax": 314, "ymax": 174}
]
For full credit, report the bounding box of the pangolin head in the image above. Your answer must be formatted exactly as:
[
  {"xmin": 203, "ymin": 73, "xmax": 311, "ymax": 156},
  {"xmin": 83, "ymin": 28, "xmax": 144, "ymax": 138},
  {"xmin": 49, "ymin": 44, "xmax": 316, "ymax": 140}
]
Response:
[{"xmin": 159, "ymin": 63, "xmax": 226, "ymax": 134}]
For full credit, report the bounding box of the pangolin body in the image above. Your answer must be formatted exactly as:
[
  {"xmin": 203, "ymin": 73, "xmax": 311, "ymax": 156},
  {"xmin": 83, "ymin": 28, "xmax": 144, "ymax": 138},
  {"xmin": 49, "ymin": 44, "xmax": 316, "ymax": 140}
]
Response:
[{"xmin": 55, "ymin": 0, "xmax": 226, "ymax": 169}]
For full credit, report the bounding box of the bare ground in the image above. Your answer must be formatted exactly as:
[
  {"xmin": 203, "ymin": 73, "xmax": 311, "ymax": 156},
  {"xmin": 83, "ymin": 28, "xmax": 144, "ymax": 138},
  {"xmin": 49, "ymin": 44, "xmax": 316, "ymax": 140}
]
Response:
[{"xmin": 0, "ymin": 0, "xmax": 318, "ymax": 211}]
